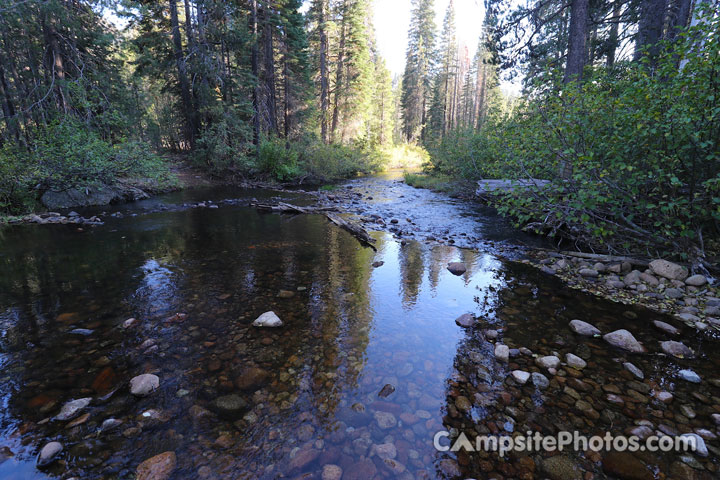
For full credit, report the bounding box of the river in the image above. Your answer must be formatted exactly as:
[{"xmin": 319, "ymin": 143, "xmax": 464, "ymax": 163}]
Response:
[{"xmin": 0, "ymin": 175, "xmax": 717, "ymax": 479}]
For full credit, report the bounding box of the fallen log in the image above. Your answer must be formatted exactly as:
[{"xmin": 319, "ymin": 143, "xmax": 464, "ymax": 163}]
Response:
[{"xmin": 251, "ymin": 202, "xmax": 376, "ymax": 251}]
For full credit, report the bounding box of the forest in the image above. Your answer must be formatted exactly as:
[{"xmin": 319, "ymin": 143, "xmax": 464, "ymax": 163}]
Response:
[{"xmin": 0, "ymin": 0, "xmax": 719, "ymax": 261}]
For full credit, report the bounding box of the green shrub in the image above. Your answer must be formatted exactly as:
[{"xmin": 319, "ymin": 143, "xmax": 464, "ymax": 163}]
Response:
[
  {"xmin": 424, "ymin": 11, "xmax": 720, "ymax": 259},
  {"xmin": 258, "ymin": 137, "xmax": 302, "ymax": 181}
]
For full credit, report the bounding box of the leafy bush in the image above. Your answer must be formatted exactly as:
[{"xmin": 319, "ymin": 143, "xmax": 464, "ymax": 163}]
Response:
[
  {"xmin": 425, "ymin": 11, "xmax": 720, "ymax": 260},
  {"xmin": 258, "ymin": 137, "xmax": 302, "ymax": 181},
  {"xmin": 0, "ymin": 120, "xmax": 175, "ymax": 215}
]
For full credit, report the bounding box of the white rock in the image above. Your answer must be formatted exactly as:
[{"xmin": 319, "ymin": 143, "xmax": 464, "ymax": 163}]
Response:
[
  {"xmin": 679, "ymin": 433, "xmax": 708, "ymax": 457},
  {"xmin": 569, "ymin": 320, "xmax": 601, "ymax": 336},
  {"xmin": 373, "ymin": 442, "xmax": 397, "ymax": 460},
  {"xmin": 130, "ymin": 374, "xmax": 160, "ymax": 397},
  {"xmin": 678, "ymin": 369, "xmax": 701, "ymax": 383},
  {"xmin": 623, "ymin": 362, "xmax": 644, "ymax": 380},
  {"xmin": 37, "ymin": 441, "xmax": 63, "ymax": 466},
  {"xmin": 565, "ymin": 353, "xmax": 587, "ymax": 370},
  {"xmin": 494, "ymin": 344, "xmax": 509, "ymax": 363},
  {"xmin": 55, "ymin": 398, "xmax": 92, "ymax": 421},
  {"xmin": 252, "ymin": 311, "xmax": 283, "ymax": 327},
  {"xmin": 536, "ymin": 355, "xmax": 561, "ymax": 370},
  {"xmin": 322, "ymin": 465, "xmax": 343, "ymax": 480},
  {"xmin": 511, "ymin": 370, "xmax": 530, "ymax": 384},
  {"xmin": 603, "ymin": 329, "xmax": 645, "ymax": 353}
]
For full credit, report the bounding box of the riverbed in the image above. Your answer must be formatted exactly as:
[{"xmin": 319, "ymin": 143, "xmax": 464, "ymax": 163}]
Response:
[{"xmin": 0, "ymin": 176, "xmax": 718, "ymax": 479}]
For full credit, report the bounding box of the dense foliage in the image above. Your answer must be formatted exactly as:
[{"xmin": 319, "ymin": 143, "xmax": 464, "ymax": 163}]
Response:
[{"xmin": 425, "ymin": 10, "xmax": 720, "ymax": 260}]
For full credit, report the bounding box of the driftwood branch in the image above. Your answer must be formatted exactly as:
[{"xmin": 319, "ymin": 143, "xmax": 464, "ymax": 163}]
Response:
[
  {"xmin": 251, "ymin": 202, "xmax": 377, "ymax": 251},
  {"xmin": 542, "ymin": 249, "xmax": 649, "ymax": 266}
]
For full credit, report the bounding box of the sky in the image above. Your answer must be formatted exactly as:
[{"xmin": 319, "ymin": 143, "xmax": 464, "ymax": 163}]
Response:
[{"xmin": 373, "ymin": 0, "xmax": 485, "ymax": 77}]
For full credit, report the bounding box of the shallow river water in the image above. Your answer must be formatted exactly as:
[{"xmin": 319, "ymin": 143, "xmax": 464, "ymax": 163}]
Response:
[{"xmin": 0, "ymin": 179, "xmax": 719, "ymax": 479}]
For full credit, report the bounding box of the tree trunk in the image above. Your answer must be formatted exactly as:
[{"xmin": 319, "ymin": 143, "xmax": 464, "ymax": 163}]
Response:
[
  {"xmin": 606, "ymin": 0, "xmax": 621, "ymax": 67},
  {"xmin": 564, "ymin": 0, "xmax": 589, "ymax": 84},
  {"xmin": 634, "ymin": 0, "xmax": 668, "ymax": 63},
  {"xmin": 318, "ymin": 0, "xmax": 329, "ymax": 144},
  {"xmin": 169, "ymin": 0, "xmax": 196, "ymax": 149},
  {"xmin": 330, "ymin": 2, "xmax": 346, "ymax": 143},
  {"xmin": 251, "ymin": 0, "xmax": 260, "ymax": 151},
  {"xmin": 665, "ymin": 0, "xmax": 693, "ymax": 43},
  {"xmin": 263, "ymin": 3, "xmax": 278, "ymax": 135}
]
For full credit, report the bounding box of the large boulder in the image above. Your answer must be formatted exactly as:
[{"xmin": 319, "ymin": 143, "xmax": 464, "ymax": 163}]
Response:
[
  {"xmin": 649, "ymin": 259, "xmax": 688, "ymax": 281},
  {"xmin": 603, "ymin": 329, "xmax": 645, "ymax": 353}
]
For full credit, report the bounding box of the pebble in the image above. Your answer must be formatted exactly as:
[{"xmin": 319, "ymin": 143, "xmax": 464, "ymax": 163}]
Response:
[
  {"xmin": 373, "ymin": 411, "xmax": 397, "ymax": 429},
  {"xmin": 130, "ymin": 374, "xmax": 160, "ymax": 397},
  {"xmin": 603, "ymin": 329, "xmax": 645, "ymax": 353},
  {"xmin": 511, "ymin": 370, "xmax": 530, "ymax": 384},
  {"xmin": 569, "ymin": 319, "xmax": 600, "ymax": 336},
  {"xmin": 532, "ymin": 372, "xmax": 549, "ymax": 389},
  {"xmin": 685, "ymin": 274, "xmax": 707, "ymax": 286},
  {"xmin": 536, "ymin": 355, "xmax": 561, "ymax": 370},
  {"xmin": 660, "ymin": 340, "xmax": 694, "ymax": 358},
  {"xmin": 322, "ymin": 464, "xmax": 343, "ymax": 480},
  {"xmin": 652, "ymin": 320, "xmax": 679, "ymax": 335},
  {"xmin": 55, "ymin": 398, "xmax": 92, "ymax": 421},
  {"xmin": 37, "ymin": 442, "xmax": 63, "ymax": 467},
  {"xmin": 678, "ymin": 369, "xmax": 701, "ymax": 383},
  {"xmin": 679, "ymin": 433, "xmax": 708, "ymax": 456},
  {"xmin": 565, "ymin": 353, "xmax": 586, "ymax": 370},
  {"xmin": 136, "ymin": 451, "xmax": 177, "ymax": 480},
  {"xmin": 494, "ymin": 344, "xmax": 509, "ymax": 363},
  {"xmin": 252, "ymin": 311, "xmax": 283, "ymax": 327},
  {"xmin": 623, "ymin": 362, "xmax": 644, "ymax": 380}
]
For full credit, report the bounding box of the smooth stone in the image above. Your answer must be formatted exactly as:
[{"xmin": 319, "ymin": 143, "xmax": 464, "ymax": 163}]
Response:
[
  {"xmin": 603, "ymin": 329, "xmax": 645, "ymax": 353},
  {"xmin": 130, "ymin": 374, "xmax": 160, "ymax": 397},
  {"xmin": 541, "ymin": 455, "xmax": 582, "ymax": 480},
  {"xmin": 373, "ymin": 411, "xmax": 397, "ymax": 429},
  {"xmin": 676, "ymin": 312, "xmax": 700, "ymax": 323},
  {"xmin": 685, "ymin": 274, "xmax": 707, "ymax": 286},
  {"xmin": 100, "ymin": 418, "xmax": 124, "ymax": 433},
  {"xmin": 579, "ymin": 268, "xmax": 598, "ymax": 278},
  {"xmin": 602, "ymin": 451, "xmax": 653, "ymax": 480},
  {"xmin": 37, "ymin": 442, "xmax": 63, "ymax": 467},
  {"xmin": 136, "ymin": 451, "xmax": 177, "ymax": 480},
  {"xmin": 252, "ymin": 311, "xmax": 283, "ymax": 327},
  {"xmin": 511, "ymin": 370, "xmax": 530, "ymax": 384},
  {"xmin": 565, "ymin": 353, "xmax": 587, "ymax": 370},
  {"xmin": 678, "ymin": 369, "xmax": 701, "ymax": 383},
  {"xmin": 447, "ymin": 262, "xmax": 467, "ymax": 275},
  {"xmin": 649, "ymin": 259, "xmax": 688, "ymax": 281},
  {"xmin": 212, "ymin": 395, "xmax": 248, "ymax": 417},
  {"xmin": 55, "ymin": 398, "xmax": 92, "ymax": 421},
  {"xmin": 378, "ymin": 384, "xmax": 395, "ymax": 398},
  {"xmin": 537, "ymin": 355, "xmax": 561, "ymax": 370},
  {"xmin": 665, "ymin": 288, "xmax": 684, "ymax": 299},
  {"xmin": 373, "ymin": 442, "xmax": 397, "ymax": 460},
  {"xmin": 660, "ymin": 340, "xmax": 694, "ymax": 358},
  {"xmin": 679, "ymin": 433, "xmax": 708, "ymax": 457},
  {"xmin": 494, "ymin": 344, "xmax": 510, "ymax": 363},
  {"xmin": 655, "ymin": 391, "xmax": 673, "ymax": 403},
  {"xmin": 653, "ymin": 320, "xmax": 679, "ymax": 335},
  {"xmin": 532, "ymin": 372, "xmax": 550, "ymax": 389},
  {"xmin": 569, "ymin": 320, "xmax": 600, "ymax": 336},
  {"xmin": 322, "ymin": 464, "xmax": 343, "ymax": 480},
  {"xmin": 454, "ymin": 313, "xmax": 475, "ymax": 328},
  {"xmin": 623, "ymin": 362, "xmax": 644, "ymax": 380}
]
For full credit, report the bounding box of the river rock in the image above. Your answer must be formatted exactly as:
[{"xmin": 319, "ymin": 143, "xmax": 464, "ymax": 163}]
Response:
[
  {"xmin": 623, "ymin": 362, "xmax": 644, "ymax": 380},
  {"xmin": 378, "ymin": 384, "xmax": 395, "ymax": 398},
  {"xmin": 685, "ymin": 274, "xmax": 707, "ymax": 286},
  {"xmin": 639, "ymin": 272, "xmax": 659, "ymax": 285},
  {"xmin": 602, "ymin": 451, "xmax": 653, "ymax": 480},
  {"xmin": 660, "ymin": 340, "xmax": 694, "ymax": 358},
  {"xmin": 569, "ymin": 320, "xmax": 600, "ymax": 336},
  {"xmin": 37, "ymin": 442, "xmax": 63, "ymax": 467},
  {"xmin": 652, "ymin": 320, "xmax": 679, "ymax": 335},
  {"xmin": 455, "ymin": 313, "xmax": 475, "ymax": 328},
  {"xmin": 345, "ymin": 458, "xmax": 377, "ymax": 480},
  {"xmin": 579, "ymin": 268, "xmax": 598, "ymax": 278},
  {"xmin": 100, "ymin": 418, "xmax": 124, "ymax": 433},
  {"xmin": 288, "ymin": 448, "xmax": 320, "ymax": 471},
  {"xmin": 447, "ymin": 262, "xmax": 467, "ymax": 275},
  {"xmin": 136, "ymin": 451, "xmax": 177, "ymax": 480},
  {"xmin": 565, "ymin": 353, "xmax": 586, "ymax": 369},
  {"xmin": 680, "ymin": 433, "xmax": 708, "ymax": 457},
  {"xmin": 541, "ymin": 455, "xmax": 581, "ymax": 480},
  {"xmin": 532, "ymin": 372, "xmax": 550, "ymax": 389},
  {"xmin": 665, "ymin": 288, "xmax": 684, "ymax": 299},
  {"xmin": 537, "ymin": 355, "xmax": 561, "ymax": 370},
  {"xmin": 649, "ymin": 259, "xmax": 688, "ymax": 281},
  {"xmin": 374, "ymin": 411, "xmax": 397, "ymax": 429},
  {"xmin": 494, "ymin": 344, "xmax": 510, "ymax": 363},
  {"xmin": 235, "ymin": 367, "xmax": 269, "ymax": 391},
  {"xmin": 130, "ymin": 374, "xmax": 160, "ymax": 397},
  {"xmin": 322, "ymin": 464, "xmax": 343, "ymax": 480},
  {"xmin": 603, "ymin": 329, "xmax": 645, "ymax": 353},
  {"xmin": 55, "ymin": 397, "xmax": 92, "ymax": 421},
  {"xmin": 373, "ymin": 442, "xmax": 397, "ymax": 460},
  {"xmin": 511, "ymin": 370, "xmax": 530, "ymax": 384},
  {"xmin": 253, "ymin": 311, "xmax": 283, "ymax": 327},
  {"xmin": 678, "ymin": 369, "xmax": 701, "ymax": 383},
  {"xmin": 212, "ymin": 394, "xmax": 248, "ymax": 417}
]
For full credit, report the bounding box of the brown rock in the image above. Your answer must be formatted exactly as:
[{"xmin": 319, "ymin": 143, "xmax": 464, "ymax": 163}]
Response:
[
  {"xmin": 136, "ymin": 452, "xmax": 177, "ymax": 480},
  {"xmin": 602, "ymin": 452, "xmax": 653, "ymax": 480},
  {"xmin": 234, "ymin": 367, "xmax": 269, "ymax": 391}
]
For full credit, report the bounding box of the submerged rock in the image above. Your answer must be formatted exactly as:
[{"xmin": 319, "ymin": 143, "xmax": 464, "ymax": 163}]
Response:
[
  {"xmin": 494, "ymin": 344, "xmax": 510, "ymax": 363},
  {"xmin": 212, "ymin": 394, "xmax": 248, "ymax": 417},
  {"xmin": 511, "ymin": 370, "xmax": 530, "ymax": 384},
  {"xmin": 447, "ymin": 262, "xmax": 467, "ymax": 275},
  {"xmin": 536, "ymin": 355, "xmax": 561, "ymax": 370},
  {"xmin": 569, "ymin": 320, "xmax": 600, "ymax": 336},
  {"xmin": 678, "ymin": 369, "xmax": 701, "ymax": 383},
  {"xmin": 252, "ymin": 311, "xmax": 283, "ymax": 327},
  {"xmin": 454, "ymin": 313, "xmax": 475, "ymax": 328},
  {"xmin": 541, "ymin": 455, "xmax": 582, "ymax": 480},
  {"xmin": 652, "ymin": 320, "xmax": 679, "ymax": 335},
  {"xmin": 130, "ymin": 374, "xmax": 160, "ymax": 397},
  {"xmin": 55, "ymin": 398, "xmax": 92, "ymax": 421},
  {"xmin": 660, "ymin": 340, "xmax": 694, "ymax": 358},
  {"xmin": 602, "ymin": 451, "xmax": 653, "ymax": 480},
  {"xmin": 37, "ymin": 442, "xmax": 63, "ymax": 467},
  {"xmin": 378, "ymin": 384, "xmax": 395, "ymax": 398},
  {"xmin": 603, "ymin": 329, "xmax": 645, "ymax": 353},
  {"xmin": 532, "ymin": 372, "xmax": 550, "ymax": 389},
  {"xmin": 565, "ymin": 353, "xmax": 587, "ymax": 370},
  {"xmin": 623, "ymin": 362, "xmax": 644, "ymax": 380},
  {"xmin": 136, "ymin": 451, "xmax": 177, "ymax": 480}
]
